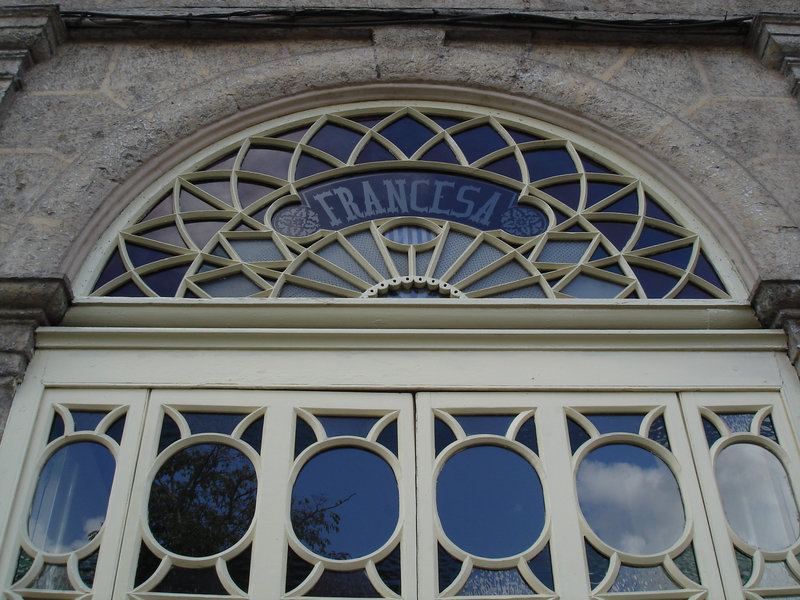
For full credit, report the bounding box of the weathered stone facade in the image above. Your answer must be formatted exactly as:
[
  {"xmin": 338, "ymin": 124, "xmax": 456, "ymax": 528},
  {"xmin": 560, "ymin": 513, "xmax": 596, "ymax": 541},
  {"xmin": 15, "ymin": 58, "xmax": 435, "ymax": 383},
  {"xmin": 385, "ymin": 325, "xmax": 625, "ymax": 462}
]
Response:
[{"xmin": 0, "ymin": 2, "xmax": 799, "ymax": 434}]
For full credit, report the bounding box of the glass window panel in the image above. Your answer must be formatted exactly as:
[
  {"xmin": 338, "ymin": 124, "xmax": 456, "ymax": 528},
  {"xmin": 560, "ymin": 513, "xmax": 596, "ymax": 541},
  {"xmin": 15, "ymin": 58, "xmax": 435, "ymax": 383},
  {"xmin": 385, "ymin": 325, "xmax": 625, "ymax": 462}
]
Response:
[
  {"xmin": 308, "ymin": 569, "xmax": 380, "ymax": 597},
  {"xmin": 32, "ymin": 563, "xmax": 72, "ymax": 590},
  {"xmin": 453, "ymin": 415, "xmax": 515, "ymax": 437},
  {"xmin": 389, "ymin": 249, "xmax": 409, "ymax": 276},
  {"xmin": 349, "ymin": 116, "xmax": 383, "ymax": 128},
  {"xmin": 181, "ymin": 412, "xmax": 245, "ymax": 435},
  {"xmin": 630, "ymin": 266, "xmax": 681, "ymax": 298},
  {"xmin": 568, "ymin": 418, "xmax": 591, "ymax": 454},
  {"xmin": 634, "ymin": 226, "xmax": 685, "ymax": 250},
  {"xmin": 71, "ymin": 411, "xmax": 107, "ymax": 432},
  {"xmin": 585, "ymin": 414, "xmax": 644, "ymax": 435},
  {"xmin": 735, "ymin": 549, "xmax": 753, "ymax": 584},
  {"xmin": 437, "ymin": 445, "xmax": 545, "ymax": 558},
  {"xmin": 562, "ymin": 274, "xmax": 625, "ymax": 299},
  {"xmin": 139, "ymin": 224, "xmax": 188, "ymax": 248},
  {"xmin": 452, "ymin": 125, "xmax": 508, "ymax": 164},
  {"xmin": 585, "ymin": 542, "xmax": 610, "ymax": 588},
  {"xmin": 210, "ymin": 243, "xmax": 231, "ymax": 259},
  {"xmin": 431, "ymin": 116, "xmax": 464, "ymax": 129},
  {"xmin": 702, "ymin": 417, "xmax": 722, "ymax": 448},
  {"xmin": 420, "ymin": 141, "xmax": 460, "ymax": 164},
  {"xmin": 108, "ymin": 281, "xmax": 145, "ymax": 298},
  {"xmin": 537, "ymin": 240, "xmax": 590, "ymax": 264},
  {"xmin": 355, "ymin": 140, "xmax": 397, "ymax": 164},
  {"xmin": 540, "ymin": 182, "xmax": 580, "ymax": 210},
  {"xmin": 140, "ymin": 195, "xmax": 174, "ymax": 223},
  {"xmin": 199, "ymin": 273, "xmax": 262, "ymax": 297},
  {"xmin": 451, "ymin": 244, "xmax": 506, "ymax": 283},
  {"xmin": 645, "ymin": 196, "xmax": 678, "ymax": 224},
  {"xmin": 226, "ymin": 545, "xmax": 252, "ymax": 592},
  {"xmin": 294, "ymin": 261, "xmax": 362, "ymax": 291},
  {"xmin": 439, "ymin": 544, "xmax": 463, "ymax": 592},
  {"xmin": 523, "ymin": 149, "xmax": 577, "ymax": 181},
  {"xmin": 296, "ymin": 154, "xmax": 334, "ymax": 179},
  {"xmin": 693, "ymin": 251, "xmax": 726, "ymax": 290},
  {"xmin": 134, "ymin": 541, "xmax": 161, "ymax": 587},
  {"xmin": 761, "ymin": 415, "xmax": 779, "ymax": 443},
  {"xmin": 458, "ymin": 566, "xmax": 534, "ymax": 596},
  {"xmin": 461, "ymin": 260, "xmax": 532, "ymax": 293},
  {"xmin": 516, "ymin": 417, "xmax": 538, "ymax": 454},
  {"xmin": 379, "ymin": 116, "xmax": 435, "ymax": 157},
  {"xmin": 647, "ymin": 415, "xmax": 671, "ymax": 449},
  {"xmin": 275, "ymin": 127, "xmax": 309, "ymax": 142},
  {"xmin": 759, "ymin": 561, "xmax": 800, "ymax": 587},
  {"xmin": 433, "ymin": 232, "xmax": 473, "ymax": 279},
  {"xmin": 487, "ymin": 284, "xmax": 547, "ymax": 298},
  {"xmin": 103, "ymin": 415, "xmax": 125, "ymax": 444},
  {"xmin": 141, "ymin": 264, "xmax": 191, "ymax": 297},
  {"xmin": 154, "ymin": 565, "xmax": 227, "ymax": 594},
  {"xmin": 292, "ymin": 447, "xmax": 398, "ymax": 559},
  {"xmin": 674, "ymin": 544, "xmax": 700, "ymax": 583},
  {"xmin": 318, "ymin": 243, "xmax": 374, "ymax": 282},
  {"xmin": 125, "ymin": 243, "xmax": 175, "ymax": 268},
  {"xmin": 279, "ymin": 282, "xmax": 338, "ymax": 298},
  {"xmin": 148, "ymin": 443, "xmax": 257, "ymax": 557},
  {"xmin": 203, "ymin": 152, "xmax": 237, "ymax": 171},
  {"xmin": 308, "ymin": 124, "xmax": 363, "ymax": 163},
  {"xmin": 589, "ymin": 246, "xmax": 610, "ymax": 262},
  {"xmin": 675, "ymin": 282, "xmax": 716, "ymax": 299},
  {"xmin": 580, "ymin": 155, "xmax": 614, "ymax": 174},
  {"xmin": 240, "ymin": 418, "xmax": 264, "ymax": 452},
  {"xmin": 295, "ymin": 417, "xmax": 318, "ymax": 458},
  {"xmin": 719, "ymin": 413, "xmax": 753, "ymax": 433},
  {"xmin": 240, "ymin": 147, "xmax": 293, "ymax": 179},
  {"xmin": 183, "ymin": 220, "xmax": 228, "ymax": 249},
  {"xmin": 528, "ymin": 544, "xmax": 554, "ymax": 590},
  {"xmin": 504, "ymin": 128, "xmax": 541, "ymax": 144},
  {"xmin": 382, "ymin": 226, "xmax": 437, "ymax": 245},
  {"xmin": 646, "ymin": 245, "xmax": 693, "ymax": 270},
  {"xmin": 28, "ymin": 442, "xmax": 115, "ymax": 553},
  {"xmin": 377, "ymin": 421, "xmax": 398, "ymax": 455},
  {"xmin": 715, "ymin": 443, "xmax": 800, "ymax": 550},
  {"xmin": 586, "ymin": 183, "xmax": 627, "ymax": 208},
  {"xmin": 47, "ymin": 413, "xmax": 64, "ymax": 442},
  {"xmin": 482, "ymin": 155, "xmax": 522, "ymax": 180},
  {"xmin": 78, "ymin": 550, "xmax": 98, "ymax": 588},
  {"xmin": 230, "ymin": 239, "xmax": 285, "ymax": 262},
  {"xmin": 435, "ymin": 418, "xmax": 457, "ymax": 457},
  {"xmin": 193, "ymin": 181, "xmax": 232, "ymax": 205},
  {"xmin": 345, "ymin": 231, "xmax": 391, "ymax": 278},
  {"xmin": 286, "ymin": 546, "xmax": 315, "ymax": 592},
  {"xmin": 599, "ymin": 192, "xmax": 639, "ymax": 215},
  {"xmin": 238, "ymin": 181, "xmax": 275, "ymax": 208},
  {"xmin": 93, "ymin": 248, "xmax": 127, "ymax": 291},
  {"xmin": 591, "ymin": 220, "xmax": 636, "ymax": 250},
  {"xmin": 577, "ymin": 444, "xmax": 684, "ymax": 554},
  {"xmin": 375, "ymin": 545, "xmax": 402, "ymax": 594},
  {"xmin": 609, "ymin": 564, "xmax": 677, "ymax": 592},
  {"xmin": 317, "ymin": 416, "xmax": 379, "ymax": 438},
  {"xmin": 178, "ymin": 190, "xmax": 217, "ymax": 213}
]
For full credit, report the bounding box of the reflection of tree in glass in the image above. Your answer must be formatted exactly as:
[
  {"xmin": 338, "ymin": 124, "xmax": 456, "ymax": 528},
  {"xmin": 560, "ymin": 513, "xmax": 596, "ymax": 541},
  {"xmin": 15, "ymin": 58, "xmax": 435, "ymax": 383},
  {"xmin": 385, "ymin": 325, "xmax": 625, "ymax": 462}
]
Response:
[
  {"xmin": 148, "ymin": 443, "xmax": 257, "ymax": 557},
  {"xmin": 291, "ymin": 493, "xmax": 354, "ymax": 559}
]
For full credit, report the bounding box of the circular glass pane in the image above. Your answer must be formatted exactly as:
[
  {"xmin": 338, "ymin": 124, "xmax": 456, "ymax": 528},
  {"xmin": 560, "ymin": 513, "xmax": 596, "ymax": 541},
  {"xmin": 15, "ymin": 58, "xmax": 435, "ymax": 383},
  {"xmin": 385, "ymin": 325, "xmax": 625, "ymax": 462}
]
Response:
[
  {"xmin": 28, "ymin": 442, "xmax": 115, "ymax": 553},
  {"xmin": 577, "ymin": 444, "xmax": 684, "ymax": 555},
  {"xmin": 437, "ymin": 445, "xmax": 545, "ymax": 559},
  {"xmin": 292, "ymin": 447, "xmax": 399, "ymax": 560},
  {"xmin": 148, "ymin": 443, "xmax": 257, "ymax": 557},
  {"xmin": 715, "ymin": 442, "xmax": 800, "ymax": 550}
]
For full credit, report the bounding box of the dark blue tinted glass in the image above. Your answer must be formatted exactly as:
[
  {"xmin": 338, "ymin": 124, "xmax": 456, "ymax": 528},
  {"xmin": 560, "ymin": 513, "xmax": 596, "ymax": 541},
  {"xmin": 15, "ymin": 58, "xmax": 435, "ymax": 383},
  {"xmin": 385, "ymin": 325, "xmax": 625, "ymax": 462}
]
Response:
[
  {"xmin": 109, "ymin": 280, "xmax": 145, "ymax": 297},
  {"xmin": 286, "ymin": 546, "xmax": 314, "ymax": 592},
  {"xmin": 483, "ymin": 155, "xmax": 522, "ymax": 180},
  {"xmin": 181, "ymin": 412, "xmax": 244, "ymax": 435},
  {"xmin": 420, "ymin": 141, "xmax": 459, "ymax": 164},
  {"xmin": 140, "ymin": 195, "xmax": 174, "ymax": 222},
  {"xmin": 590, "ymin": 246, "xmax": 610, "ymax": 261},
  {"xmin": 585, "ymin": 414, "xmax": 643, "ymax": 435},
  {"xmin": 240, "ymin": 147, "xmax": 293, "ymax": 179},
  {"xmin": 79, "ymin": 550, "xmax": 98, "ymax": 587},
  {"xmin": 600, "ymin": 192, "xmax": 639, "ymax": 215},
  {"xmin": 29, "ymin": 442, "xmax": 115, "ymax": 553},
  {"xmin": 380, "ymin": 117, "xmax": 435, "ymax": 157},
  {"xmin": 523, "ymin": 149, "xmax": 577, "ymax": 180},
  {"xmin": 377, "ymin": 421, "xmax": 398, "ymax": 455},
  {"xmin": 674, "ymin": 544, "xmax": 700, "ymax": 583},
  {"xmin": 194, "ymin": 181, "xmax": 232, "ymax": 206},
  {"xmin": 375, "ymin": 545, "xmax": 402, "ymax": 593},
  {"xmin": 647, "ymin": 245, "xmax": 692, "ymax": 270},
  {"xmin": 141, "ymin": 264, "xmax": 190, "ymax": 297},
  {"xmin": 179, "ymin": 190, "xmax": 217, "ymax": 212},
  {"xmin": 431, "ymin": 116, "xmax": 464, "ymax": 129},
  {"xmin": 292, "ymin": 448, "xmax": 398, "ymax": 559},
  {"xmin": 586, "ymin": 183, "xmax": 627, "ymax": 208},
  {"xmin": 581, "ymin": 155, "xmax": 614, "ymax": 174},
  {"xmin": 93, "ymin": 248, "xmax": 126, "ymax": 290},
  {"xmin": 600, "ymin": 263, "xmax": 624, "ymax": 276},
  {"xmin": 227, "ymin": 545, "xmax": 252, "ymax": 592},
  {"xmin": 541, "ymin": 183, "xmax": 580, "ymax": 211},
  {"xmin": 140, "ymin": 225, "xmax": 187, "ymax": 248},
  {"xmin": 676, "ymin": 282, "xmax": 715, "ymax": 299},
  {"xmin": 591, "ymin": 221, "xmax": 636, "ymax": 250},
  {"xmin": 318, "ymin": 417, "xmax": 378, "ymax": 438},
  {"xmin": 308, "ymin": 569, "xmax": 379, "ymax": 597},
  {"xmin": 435, "ymin": 417, "xmax": 458, "ymax": 456},
  {"xmin": 184, "ymin": 288, "xmax": 200, "ymax": 298},
  {"xmin": 452, "ymin": 125, "xmax": 507, "ymax": 163},
  {"xmin": 203, "ymin": 152, "xmax": 237, "ymax": 171},
  {"xmin": 135, "ymin": 542, "xmax": 161, "ymax": 586},
  {"xmin": 647, "ymin": 415, "xmax": 671, "ymax": 449},
  {"xmin": 276, "ymin": 127, "xmax": 309, "ymax": 142},
  {"xmin": 438, "ymin": 544, "xmax": 462, "ymax": 592},
  {"xmin": 355, "ymin": 140, "xmax": 397, "ymax": 164},
  {"xmin": 645, "ymin": 196, "xmax": 677, "ymax": 224},
  {"xmin": 148, "ymin": 443, "xmax": 257, "ymax": 557},
  {"xmin": 48, "ymin": 412, "xmax": 65, "ymax": 442},
  {"xmin": 516, "ymin": 416, "xmax": 538, "ymax": 454},
  {"xmin": 567, "ymin": 418, "xmax": 591, "ymax": 454},
  {"xmin": 702, "ymin": 417, "xmax": 721, "ymax": 447},
  {"xmin": 454, "ymin": 415, "xmax": 515, "ymax": 437},
  {"xmin": 528, "ymin": 544, "xmax": 554, "ymax": 590},
  {"xmin": 154, "ymin": 565, "xmax": 227, "ymax": 594},
  {"xmin": 240, "ymin": 417, "xmax": 263, "ymax": 452},
  {"xmin": 693, "ymin": 251, "xmax": 725, "ymax": 290},
  {"xmin": 586, "ymin": 543, "xmax": 610, "ymax": 588},
  {"xmin": 158, "ymin": 415, "xmax": 181, "ymax": 454},
  {"xmin": 238, "ymin": 181, "xmax": 275, "ymax": 208},
  {"xmin": 505, "ymin": 128, "xmax": 541, "ymax": 144},
  {"xmin": 210, "ymin": 243, "xmax": 231, "ymax": 259},
  {"xmin": 296, "ymin": 154, "xmax": 333, "ymax": 180},
  {"xmin": 631, "ymin": 266, "xmax": 680, "ymax": 298},
  {"xmin": 634, "ymin": 226, "xmax": 684, "ymax": 250},
  {"xmin": 437, "ymin": 445, "xmax": 544, "ymax": 558},
  {"xmin": 71, "ymin": 411, "xmax": 107, "ymax": 432},
  {"xmin": 183, "ymin": 220, "xmax": 228, "ymax": 249},
  {"xmin": 308, "ymin": 124, "xmax": 362, "ymax": 162},
  {"xmin": 350, "ymin": 116, "xmax": 383, "ymax": 128},
  {"xmin": 105, "ymin": 415, "xmax": 126, "ymax": 444},
  {"xmin": 760, "ymin": 414, "xmax": 779, "ymax": 443}
]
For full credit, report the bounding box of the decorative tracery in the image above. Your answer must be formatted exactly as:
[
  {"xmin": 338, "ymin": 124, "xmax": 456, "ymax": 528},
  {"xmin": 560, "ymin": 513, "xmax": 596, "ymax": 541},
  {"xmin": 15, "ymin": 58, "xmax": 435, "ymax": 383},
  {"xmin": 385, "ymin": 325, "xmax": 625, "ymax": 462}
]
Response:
[{"xmin": 87, "ymin": 104, "xmax": 732, "ymax": 300}]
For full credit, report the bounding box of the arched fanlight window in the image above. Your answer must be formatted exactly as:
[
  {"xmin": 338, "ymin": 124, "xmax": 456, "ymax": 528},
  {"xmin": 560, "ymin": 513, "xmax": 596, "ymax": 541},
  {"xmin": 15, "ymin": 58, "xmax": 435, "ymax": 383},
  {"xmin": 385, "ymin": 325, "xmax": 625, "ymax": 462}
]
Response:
[{"xmin": 82, "ymin": 103, "xmax": 738, "ymax": 300}]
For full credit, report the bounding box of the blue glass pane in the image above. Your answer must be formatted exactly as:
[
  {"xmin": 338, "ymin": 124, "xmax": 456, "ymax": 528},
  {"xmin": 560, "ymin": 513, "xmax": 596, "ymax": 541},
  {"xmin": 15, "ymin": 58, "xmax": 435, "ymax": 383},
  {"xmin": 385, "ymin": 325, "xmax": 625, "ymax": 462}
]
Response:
[
  {"xmin": 646, "ymin": 245, "xmax": 692, "ymax": 270},
  {"xmin": 210, "ymin": 243, "xmax": 231, "ymax": 259},
  {"xmin": 29, "ymin": 442, "xmax": 116, "ymax": 553},
  {"xmin": 294, "ymin": 418, "xmax": 317, "ymax": 458},
  {"xmin": 523, "ymin": 149, "xmax": 577, "ymax": 180},
  {"xmin": 577, "ymin": 444, "xmax": 684, "ymax": 554},
  {"xmin": 179, "ymin": 190, "xmax": 217, "ymax": 212},
  {"xmin": 199, "ymin": 273, "xmax": 262, "ymax": 297},
  {"xmin": 586, "ymin": 414, "xmax": 643, "ymax": 435},
  {"xmin": 140, "ymin": 195, "xmax": 174, "ymax": 222},
  {"xmin": 194, "ymin": 181, "xmax": 232, "ymax": 206},
  {"xmin": 516, "ymin": 417, "xmax": 538, "ymax": 454},
  {"xmin": 452, "ymin": 125, "xmax": 508, "ymax": 163},
  {"xmin": 375, "ymin": 545, "xmax": 402, "ymax": 594},
  {"xmin": 318, "ymin": 417, "xmax": 378, "ymax": 438},
  {"xmin": 645, "ymin": 196, "xmax": 678, "ymax": 225},
  {"xmin": 630, "ymin": 266, "xmax": 680, "ymax": 298},
  {"xmin": 142, "ymin": 264, "xmax": 191, "ymax": 297},
  {"xmin": 529, "ymin": 544, "xmax": 554, "ymax": 590},
  {"xmin": 735, "ymin": 549, "xmax": 753, "ymax": 584},
  {"xmin": 562, "ymin": 274, "xmax": 625, "ymax": 298},
  {"xmin": 431, "ymin": 116, "xmax": 464, "ymax": 129},
  {"xmin": 135, "ymin": 542, "xmax": 161, "ymax": 586},
  {"xmin": 230, "ymin": 239, "xmax": 285, "ymax": 262},
  {"xmin": 48, "ymin": 413, "xmax": 65, "ymax": 442},
  {"xmin": 420, "ymin": 141, "xmax": 460, "ymax": 164},
  {"xmin": 647, "ymin": 415, "xmax": 670, "ymax": 449},
  {"xmin": 181, "ymin": 413, "xmax": 244, "ymax": 435},
  {"xmin": 537, "ymin": 240, "xmax": 590, "ymax": 263},
  {"xmin": 609, "ymin": 564, "xmax": 677, "ymax": 592},
  {"xmin": 238, "ymin": 182, "xmax": 276, "ymax": 208},
  {"xmin": 505, "ymin": 128, "xmax": 541, "ymax": 144},
  {"xmin": 761, "ymin": 414, "xmax": 779, "ymax": 443},
  {"xmin": 158, "ymin": 415, "xmax": 181, "ymax": 454},
  {"xmin": 581, "ymin": 155, "xmax": 614, "ymax": 174},
  {"xmin": 308, "ymin": 569, "xmax": 379, "ymax": 597},
  {"xmin": 93, "ymin": 248, "xmax": 127, "ymax": 291},
  {"xmin": 227, "ymin": 545, "xmax": 252, "ymax": 592},
  {"xmin": 106, "ymin": 415, "xmax": 126, "ymax": 444},
  {"xmin": 78, "ymin": 550, "xmax": 98, "ymax": 587},
  {"xmin": 203, "ymin": 152, "xmax": 237, "ymax": 171},
  {"xmin": 292, "ymin": 448, "xmax": 398, "ymax": 559},
  {"xmin": 238, "ymin": 417, "xmax": 263, "ymax": 452},
  {"xmin": 719, "ymin": 413, "xmax": 753, "ymax": 433},
  {"xmin": 377, "ymin": 421, "xmax": 398, "ymax": 455},
  {"xmin": 702, "ymin": 417, "xmax": 722, "ymax": 447},
  {"xmin": 286, "ymin": 546, "xmax": 314, "ymax": 592},
  {"xmin": 437, "ymin": 445, "xmax": 544, "ymax": 558},
  {"xmin": 240, "ymin": 147, "xmax": 293, "ymax": 179},
  {"xmin": 599, "ymin": 192, "xmax": 639, "ymax": 215},
  {"xmin": 540, "ymin": 182, "xmax": 580, "ymax": 210},
  {"xmin": 589, "ymin": 246, "xmax": 610, "ymax": 261},
  {"xmin": 308, "ymin": 124, "xmax": 363, "ymax": 163},
  {"xmin": 693, "ymin": 251, "xmax": 725, "ymax": 290},
  {"xmin": 586, "ymin": 183, "xmax": 627, "ymax": 208},
  {"xmin": 109, "ymin": 280, "xmax": 146, "ymax": 297},
  {"xmin": 435, "ymin": 417, "xmax": 457, "ymax": 456},
  {"xmin": 139, "ymin": 225, "xmax": 188, "ymax": 248},
  {"xmin": 296, "ymin": 154, "xmax": 333, "ymax": 179},
  {"xmin": 350, "ymin": 116, "xmax": 383, "ymax": 128},
  {"xmin": 568, "ymin": 418, "xmax": 591, "ymax": 454},
  {"xmin": 155, "ymin": 565, "xmax": 227, "ymax": 594},
  {"xmin": 439, "ymin": 544, "xmax": 462, "ymax": 592},
  {"xmin": 148, "ymin": 443, "xmax": 257, "ymax": 557},
  {"xmin": 483, "ymin": 155, "xmax": 522, "ymax": 180},
  {"xmin": 600, "ymin": 263, "xmax": 624, "ymax": 276},
  {"xmin": 71, "ymin": 411, "xmax": 107, "ymax": 432},
  {"xmin": 183, "ymin": 220, "xmax": 228, "ymax": 249},
  {"xmin": 458, "ymin": 567, "xmax": 534, "ymax": 595},
  {"xmin": 676, "ymin": 282, "xmax": 716, "ymax": 299},
  {"xmin": 355, "ymin": 140, "xmax": 397, "ymax": 164},
  {"xmin": 380, "ymin": 117, "xmax": 435, "ymax": 157},
  {"xmin": 276, "ymin": 127, "xmax": 309, "ymax": 142},
  {"xmin": 586, "ymin": 542, "xmax": 610, "ymax": 588},
  {"xmin": 674, "ymin": 544, "xmax": 700, "ymax": 583},
  {"xmin": 634, "ymin": 226, "xmax": 684, "ymax": 250},
  {"xmin": 454, "ymin": 415, "xmax": 515, "ymax": 437},
  {"xmin": 591, "ymin": 221, "xmax": 636, "ymax": 250}
]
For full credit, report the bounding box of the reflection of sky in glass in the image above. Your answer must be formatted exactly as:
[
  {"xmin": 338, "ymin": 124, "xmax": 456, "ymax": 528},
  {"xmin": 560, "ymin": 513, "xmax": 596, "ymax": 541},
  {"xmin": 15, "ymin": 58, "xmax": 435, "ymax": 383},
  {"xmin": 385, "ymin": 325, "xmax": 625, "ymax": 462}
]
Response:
[
  {"xmin": 577, "ymin": 444, "xmax": 684, "ymax": 555},
  {"xmin": 292, "ymin": 447, "xmax": 398, "ymax": 559},
  {"xmin": 28, "ymin": 442, "xmax": 115, "ymax": 553},
  {"xmin": 437, "ymin": 445, "xmax": 544, "ymax": 559},
  {"xmin": 715, "ymin": 443, "xmax": 799, "ymax": 550}
]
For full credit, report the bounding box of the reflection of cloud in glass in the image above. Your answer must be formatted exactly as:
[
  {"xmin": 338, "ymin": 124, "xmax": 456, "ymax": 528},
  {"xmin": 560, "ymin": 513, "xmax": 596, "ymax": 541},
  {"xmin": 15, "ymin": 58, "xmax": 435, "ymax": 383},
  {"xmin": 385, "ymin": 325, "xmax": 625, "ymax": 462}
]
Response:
[
  {"xmin": 577, "ymin": 445, "xmax": 684, "ymax": 555},
  {"xmin": 715, "ymin": 443, "xmax": 799, "ymax": 550}
]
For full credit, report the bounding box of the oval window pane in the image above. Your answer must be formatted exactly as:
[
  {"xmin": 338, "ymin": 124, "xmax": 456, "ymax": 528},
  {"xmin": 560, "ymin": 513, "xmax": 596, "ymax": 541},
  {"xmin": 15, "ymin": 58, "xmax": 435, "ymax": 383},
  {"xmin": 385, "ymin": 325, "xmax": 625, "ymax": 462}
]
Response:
[
  {"xmin": 292, "ymin": 447, "xmax": 398, "ymax": 559},
  {"xmin": 715, "ymin": 443, "xmax": 799, "ymax": 550},
  {"xmin": 577, "ymin": 444, "xmax": 684, "ymax": 555},
  {"xmin": 148, "ymin": 443, "xmax": 257, "ymax": 557},
  {"xmin": 28, "ymin": 442, "xmax": 115, "ymax": 553},
  {"xmin": 437, "ymin": 445, "xmax": 545, "ymax": 559}
]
